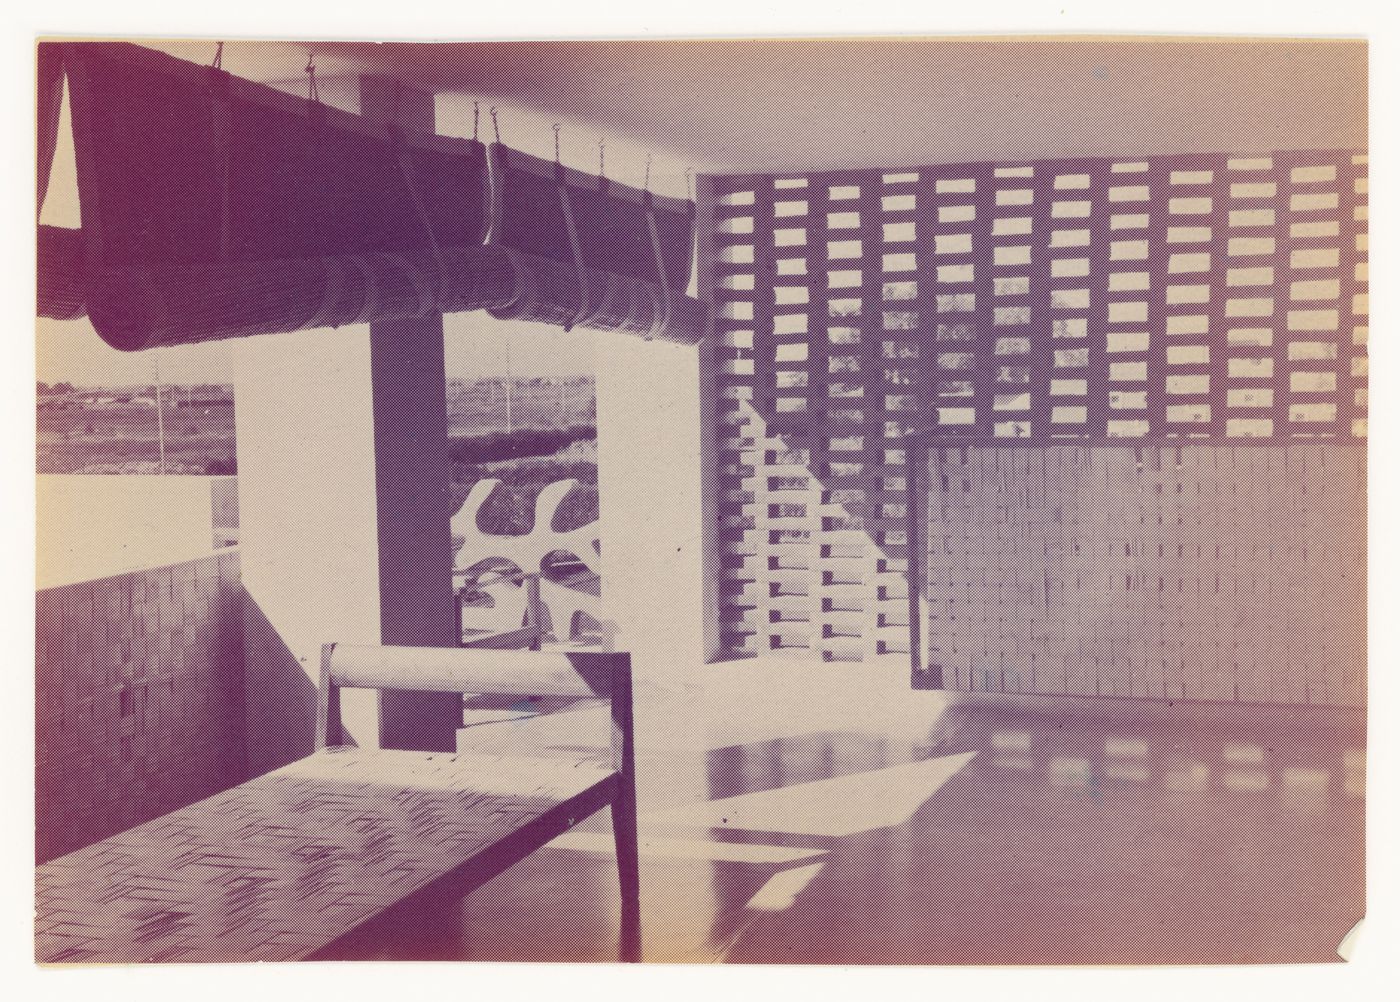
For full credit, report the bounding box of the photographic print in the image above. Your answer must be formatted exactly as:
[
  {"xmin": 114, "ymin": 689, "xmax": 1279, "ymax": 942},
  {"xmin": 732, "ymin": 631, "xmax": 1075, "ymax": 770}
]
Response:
[{"xmin": 33, "ymin": 32, "xmax": 1366, "ymax": 965}]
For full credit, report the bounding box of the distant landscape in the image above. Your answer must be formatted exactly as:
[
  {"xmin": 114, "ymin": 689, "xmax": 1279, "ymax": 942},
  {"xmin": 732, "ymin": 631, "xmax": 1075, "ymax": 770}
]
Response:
[
  {"xmin": 38, "ymin": 381, "xmax": 239, "ymax": 476},
  {"xmin": 37, "ymin": 376, "xmax": 600, "ymax": 533}
]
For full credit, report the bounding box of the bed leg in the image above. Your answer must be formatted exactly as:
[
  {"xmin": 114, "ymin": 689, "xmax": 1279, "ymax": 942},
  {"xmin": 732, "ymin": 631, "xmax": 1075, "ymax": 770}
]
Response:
[{"xmin": 611, "ymin": 782, "xmax": 641, "ymax": 963}]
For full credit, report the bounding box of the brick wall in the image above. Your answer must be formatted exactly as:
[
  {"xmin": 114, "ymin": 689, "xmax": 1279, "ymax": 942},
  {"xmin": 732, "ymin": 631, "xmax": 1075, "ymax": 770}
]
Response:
[
  {"xmin": 35, "ymin": 550, "xmax": 245, "ymax": 863},
  {"xmin": 921, "ymin": 444, "xmax": 1365, "ymax": 707}
]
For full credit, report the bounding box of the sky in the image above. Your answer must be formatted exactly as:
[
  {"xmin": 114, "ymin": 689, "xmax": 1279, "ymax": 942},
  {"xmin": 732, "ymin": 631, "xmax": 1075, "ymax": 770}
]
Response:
[{"xmin": 36, "ymin": 313, "xmax": 597, "ymax": 387}]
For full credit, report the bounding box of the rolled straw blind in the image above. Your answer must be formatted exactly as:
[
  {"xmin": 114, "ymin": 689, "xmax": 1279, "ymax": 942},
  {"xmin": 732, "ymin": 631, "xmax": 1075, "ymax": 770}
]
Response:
[
  {"xmin": 485, "ymin": 145, "xmax": 696, "ymax": 340},
  {"xmin": 42, "ymin": 42, "xmax": 704, "ymax": 349},
  {"xmin": 57, "ymin": 41, "xmax": 488, "ymax": 349},
  {"xmin": 488, "ymin": 144, "xmax": 694, "ymax": 290}
]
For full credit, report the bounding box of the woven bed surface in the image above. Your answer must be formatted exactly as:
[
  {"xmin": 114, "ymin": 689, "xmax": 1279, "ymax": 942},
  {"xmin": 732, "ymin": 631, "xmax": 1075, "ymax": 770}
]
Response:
[{"xmin": 35, "ymin": 746, "xmax": 614, "ymax": 963}]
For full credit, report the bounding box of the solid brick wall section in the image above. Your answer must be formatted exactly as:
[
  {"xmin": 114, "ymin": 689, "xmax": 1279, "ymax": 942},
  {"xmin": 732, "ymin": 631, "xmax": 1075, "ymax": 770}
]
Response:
[
  {"xmin": 35, "ymin": 550, "xmax": 246, "ymax": 863},
  {"xmin": 923, "ymin": 444, "xmax": 1366, "ymax": 707}
]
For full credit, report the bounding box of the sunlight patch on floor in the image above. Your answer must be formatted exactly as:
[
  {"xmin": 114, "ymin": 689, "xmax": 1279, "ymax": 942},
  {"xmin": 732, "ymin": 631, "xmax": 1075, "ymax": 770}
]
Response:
[
  {"xmin": 551, "ymin": 830, "xmax": 826, "ymax": 864},
  {"xmin": 643, "ymin": 752, "xmax": 976, "ymax": 838},
  {"xmin": 744, "ymin": 862, "xmax": 826, "ymax": 912}
]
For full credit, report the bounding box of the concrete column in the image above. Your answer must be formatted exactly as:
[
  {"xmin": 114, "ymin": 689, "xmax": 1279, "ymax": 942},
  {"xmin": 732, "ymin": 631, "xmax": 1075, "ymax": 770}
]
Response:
[
  {"xmin": 235, "ymin": 78, "xmax": 458, "ymax": 775},
  {"xmin": 358, "ymin": 77, "xmax": 459, "ymax": 753}
]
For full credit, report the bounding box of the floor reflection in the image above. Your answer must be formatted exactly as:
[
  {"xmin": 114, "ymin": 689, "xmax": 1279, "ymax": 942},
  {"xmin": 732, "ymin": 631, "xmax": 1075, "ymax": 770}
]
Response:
[
  {"xmin": 656, "ymin": 748, "xmax": 975, "ymax": 838},
  {"xmin": 334, "ymin": 659, "xmax": 1364, "ymax": 965}
]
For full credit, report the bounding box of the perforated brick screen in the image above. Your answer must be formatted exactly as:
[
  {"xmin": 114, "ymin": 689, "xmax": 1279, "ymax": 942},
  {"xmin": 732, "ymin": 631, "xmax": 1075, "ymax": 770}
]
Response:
[{"xmin": 705, "ymin": 150, "xmax": 1367, "ymax": 662}]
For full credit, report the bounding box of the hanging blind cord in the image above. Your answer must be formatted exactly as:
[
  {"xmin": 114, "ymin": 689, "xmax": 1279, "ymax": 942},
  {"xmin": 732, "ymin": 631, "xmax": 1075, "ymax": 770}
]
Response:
[
  {"xmin": 644, "ymin": 165, "xmax": 672, "ymax": 341},
  {"xmin": 555, "ymin": 133, "xmax": 591, "ymax": 331},
  {"xmin": 389, "ymin": 121, "xmax": 450, "ymax": 315}
]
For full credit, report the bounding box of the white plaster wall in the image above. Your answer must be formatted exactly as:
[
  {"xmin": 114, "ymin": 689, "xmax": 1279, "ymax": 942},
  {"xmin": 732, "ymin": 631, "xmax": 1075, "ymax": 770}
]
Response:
[
  {"xmin": 36, "ymin": 474, "xmax": 223, "ymax": 588},
  {"xmin": 593, "ymin": 332, "xmax": 717, "ymax": 694},
  {"xmin": 234, "ymin": 324, "xmax": 384, "ymax": 769}
]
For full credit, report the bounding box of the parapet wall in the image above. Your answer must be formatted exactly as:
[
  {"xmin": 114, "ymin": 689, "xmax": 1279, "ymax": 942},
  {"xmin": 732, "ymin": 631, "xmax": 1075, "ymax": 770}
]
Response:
[{"xmin": 35, "ymin": 550, "xmax": 245, "ymax": 863}]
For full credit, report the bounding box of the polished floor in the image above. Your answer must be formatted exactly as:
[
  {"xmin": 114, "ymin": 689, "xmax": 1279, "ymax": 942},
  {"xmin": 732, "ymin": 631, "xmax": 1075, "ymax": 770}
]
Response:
[{"xmin": 339, "ymin": 656, "xmax": 1365, "ymax": 965}]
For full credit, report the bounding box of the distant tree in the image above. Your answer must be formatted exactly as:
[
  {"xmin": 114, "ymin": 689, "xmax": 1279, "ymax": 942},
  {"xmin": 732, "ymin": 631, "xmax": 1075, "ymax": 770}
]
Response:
[
  {"xmin": 37, "ymin": 380, "xmax": 50, "ymax": 395},
  {"xmin": 52, "ymin": 381, "xmax": 74, "ymax": 394}
]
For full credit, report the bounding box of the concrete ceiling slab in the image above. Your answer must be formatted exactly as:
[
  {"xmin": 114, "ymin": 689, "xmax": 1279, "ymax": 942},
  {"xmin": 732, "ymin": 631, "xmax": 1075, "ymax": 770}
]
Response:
[{"xmin": 131, "ymin": 36, "xmax": 1366, "ymax": 177}]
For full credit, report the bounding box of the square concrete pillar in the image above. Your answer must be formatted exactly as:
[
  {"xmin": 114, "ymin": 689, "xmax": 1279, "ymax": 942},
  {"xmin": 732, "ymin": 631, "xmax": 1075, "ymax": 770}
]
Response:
[{"xmin": 235, "ymin": 78, "xmax": 458, "ymax": 775}]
